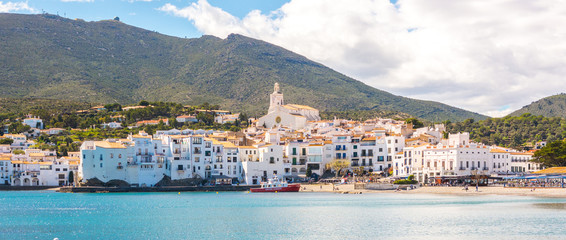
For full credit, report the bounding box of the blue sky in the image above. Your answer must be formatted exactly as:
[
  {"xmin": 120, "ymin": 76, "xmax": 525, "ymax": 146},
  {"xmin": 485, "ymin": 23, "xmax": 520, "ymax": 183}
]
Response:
[{"xmin": 3, "ymin": 0, "xmax": 290, "ymax": 38}]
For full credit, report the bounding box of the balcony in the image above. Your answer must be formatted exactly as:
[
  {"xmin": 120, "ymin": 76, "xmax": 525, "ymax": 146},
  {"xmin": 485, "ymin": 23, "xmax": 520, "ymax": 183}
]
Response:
[
  {"xmin": 483, "ymin": 167, "xmax": 489, "ymax": 171},
  {"xmin": 459, "ymin": 167, "xmax": 466, "ymax": 170}
]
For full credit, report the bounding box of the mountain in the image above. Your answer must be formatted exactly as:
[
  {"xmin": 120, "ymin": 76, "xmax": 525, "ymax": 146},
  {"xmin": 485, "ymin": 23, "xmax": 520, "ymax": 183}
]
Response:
[
  {"xmin": 0, "ymin": 13, "xmax": 486, "ymax": 122},
  {"xmin": 509, "ymin": 93, "xmax": 566, "ymax": 118}
]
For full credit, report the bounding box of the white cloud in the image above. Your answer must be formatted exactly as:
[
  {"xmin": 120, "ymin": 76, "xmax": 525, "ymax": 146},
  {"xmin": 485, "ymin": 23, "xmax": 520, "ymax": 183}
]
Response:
[
  {"xmin": 128, "ymin": 0, "xmax": 155, "ymax": 2},
  {"xmin": 0, "ymin": 1, "xmax": 35, "ymax": 13},
  {"xmin": 160, "ymin": 0, "xmax": 566, "ymax": 117}
]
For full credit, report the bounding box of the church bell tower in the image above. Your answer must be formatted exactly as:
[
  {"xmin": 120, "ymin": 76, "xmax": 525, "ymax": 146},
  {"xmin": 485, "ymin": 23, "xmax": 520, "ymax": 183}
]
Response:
[{"xmin": 269, "ymin": 82, "xmax": 284, "ymax": 113}]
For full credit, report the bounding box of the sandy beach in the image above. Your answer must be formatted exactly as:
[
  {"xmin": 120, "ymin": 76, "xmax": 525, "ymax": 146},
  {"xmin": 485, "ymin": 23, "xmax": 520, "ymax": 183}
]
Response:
[{"xmin": 300, "ymin": 183, "xmax": 566, "ymax": 198}]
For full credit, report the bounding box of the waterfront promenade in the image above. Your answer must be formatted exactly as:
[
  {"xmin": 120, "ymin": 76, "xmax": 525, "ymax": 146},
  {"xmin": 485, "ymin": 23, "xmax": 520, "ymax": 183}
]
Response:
[{"xmin": 300, "ymin": 183, "xmax": 566, "ymax": 198}]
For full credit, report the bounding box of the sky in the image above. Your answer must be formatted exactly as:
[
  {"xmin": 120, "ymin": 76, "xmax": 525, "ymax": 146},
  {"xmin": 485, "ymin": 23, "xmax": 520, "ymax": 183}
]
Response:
[{"xmin": 2, "ymin": 0, "xmax": 566, "ymax": 117}]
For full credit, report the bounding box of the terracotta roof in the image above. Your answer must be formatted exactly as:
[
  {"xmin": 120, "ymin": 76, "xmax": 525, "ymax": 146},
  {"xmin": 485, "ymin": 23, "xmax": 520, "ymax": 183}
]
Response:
[
  {"xmin": 510, "ymin": 152, "xmax": 533, "ymax": 156},
  {"xmin": 490, "ymin": 149, "xmax": 509, "ymax": 153},
  {"xmin": 533, "ymin": 167, "xmax": 566, "ymax": 175},
  {"xmin": 283, "ymin": 104, "xmax": 317, "ymax": 111},
  {"xmin": 94, "ymin": 141, "xmax": 127, "ymax": 149},
  {"xmin": 238, "ymin": 146, "xmax": 257, "ymax": 149},
  {"xmin": 132, "ymin": 135, "xmax": 151, "ymax": 139},
  {"xmin": 219, "ymin": 141, "xmax": 237, "ymax": 148}
]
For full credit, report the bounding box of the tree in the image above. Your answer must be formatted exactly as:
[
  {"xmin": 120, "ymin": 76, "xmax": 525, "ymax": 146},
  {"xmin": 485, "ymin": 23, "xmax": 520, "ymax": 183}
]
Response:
[
  {"xmin": 238, "ymin": 113, "xmax": 248, "ymax": 124},
  {"xmin": 533, "ymin": 140, "xmax": 566, "ymax": 167},
  {"xmin": 306, "ymin": 166, "xmax": 312, "ymax": 178},
  {"xmin": 405, "ymin": 118, "xmax": 424, "ymax": 128},
  {"xmin": 0, "ymin": 138, "xmax": 13, "ymax": 145},
  {"xmin": 12, "ymin": 149, "xmax": 25, "ymax": 155},
  {"xmin": 68, "ymin": 171, "xmax": 74, "ymax": 185},
  {"xmin": 139, "ymin": 100, "xmax": 150, "ymax": 106},
  {"xmin": 8, "ymin": 122, "xmax": 30, "ymax": 133},
  {"xmin": 196, "ymin": 112, "xmax": 214, "ymax": 125},
  {"xmin": 327, "ymin": 159, "xmax": 350, "ymax": 177}
]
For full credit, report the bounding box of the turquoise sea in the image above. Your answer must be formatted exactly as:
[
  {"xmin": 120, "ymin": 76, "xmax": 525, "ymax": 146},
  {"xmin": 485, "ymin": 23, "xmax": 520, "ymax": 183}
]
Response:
[{"xmin": 1, "ymin": 191, "xmax": 566, "ymax": 240}]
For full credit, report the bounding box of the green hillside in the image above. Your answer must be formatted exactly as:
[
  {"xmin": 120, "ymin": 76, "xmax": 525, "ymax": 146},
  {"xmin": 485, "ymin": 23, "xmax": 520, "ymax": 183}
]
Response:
[
  {"xmin": 509, "ymin": 94, "xmax": 566, "ymax": 118},
  {"xmin": 0, "ymin": 13, "xmax": 486, "ymax": 122}
]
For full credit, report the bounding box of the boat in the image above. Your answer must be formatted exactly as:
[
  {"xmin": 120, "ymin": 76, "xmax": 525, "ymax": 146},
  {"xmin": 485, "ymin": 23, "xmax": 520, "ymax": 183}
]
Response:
[{"xmin": 250, "ymin": 178, "xmax": 300, "ymax": 193}]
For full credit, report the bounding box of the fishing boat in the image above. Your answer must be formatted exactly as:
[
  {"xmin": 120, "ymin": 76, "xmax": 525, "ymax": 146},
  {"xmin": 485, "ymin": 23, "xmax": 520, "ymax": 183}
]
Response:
[{"xmin": 250, "ymin": 178, "xmax": 300, "ymax": 193}]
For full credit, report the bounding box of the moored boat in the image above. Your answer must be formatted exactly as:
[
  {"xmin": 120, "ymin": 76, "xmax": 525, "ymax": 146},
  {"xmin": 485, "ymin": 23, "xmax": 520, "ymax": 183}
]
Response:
[{"xmin": 250, "ymin": 178, "xmax": 300, "ymax": 192}]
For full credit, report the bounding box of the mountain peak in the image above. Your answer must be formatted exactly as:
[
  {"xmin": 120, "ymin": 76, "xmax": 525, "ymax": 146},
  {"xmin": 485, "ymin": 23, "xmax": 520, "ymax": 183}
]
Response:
[{"xmin": 0, "ymin": 13, "xmax": 486, "ymax": 121}]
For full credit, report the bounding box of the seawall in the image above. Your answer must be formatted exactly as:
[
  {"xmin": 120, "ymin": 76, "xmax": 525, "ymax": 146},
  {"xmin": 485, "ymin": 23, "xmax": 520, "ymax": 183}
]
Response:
[
  {"xmin": 0, "ymin": 185, "xmax": 57, "ymax": 191},
  {"xmin": 58, "ymin": 185, "xmax": 259, "ymax": 193}
]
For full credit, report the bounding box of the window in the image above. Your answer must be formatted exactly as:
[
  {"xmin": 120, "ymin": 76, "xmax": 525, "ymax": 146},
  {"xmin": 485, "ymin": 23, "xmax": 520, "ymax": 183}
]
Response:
[
  {"xmin": 178, "ymin": 165, "xmax": 183, "ymax": 170},
  {"xmin": 270, "ymin": 157, "xmax": 275, "ymax": 164},
  {"xmin": 100, "ymin": 163, "xmax": 103, "ymax": 168},
  {"xmin": 233, "ymin": 157, "xmax": 237, "ymax": 162},
  {"xmin": 118, "ymin": 154, "xmax": 122, "ymax": 158},
  {"xmin": 99, "ymin": 154, "xmax": 103, "ymax": 160},
  {"xmin": 353, "ymin": 145, "xmax": 357, "ymax": 149}
]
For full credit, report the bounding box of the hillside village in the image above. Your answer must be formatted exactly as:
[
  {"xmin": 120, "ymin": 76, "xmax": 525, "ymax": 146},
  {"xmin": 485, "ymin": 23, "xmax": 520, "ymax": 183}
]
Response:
[{"xmin": 0, "ymin": 83, "xmax": 544, "ymax": 187}]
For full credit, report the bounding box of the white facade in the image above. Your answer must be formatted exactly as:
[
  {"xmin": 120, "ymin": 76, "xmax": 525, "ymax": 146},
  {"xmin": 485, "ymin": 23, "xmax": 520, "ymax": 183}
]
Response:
[
  {"xmin": 241, "ymin": 144, "xmax": 291, "ymax": 184},
  {"xmin": 257, "ymin": 83, "xmax": 320, "ymax": 130},
  {"xmin": 102, "ymin": 122, "xmax": 122, "ymax": 129},
  {"xmin": 23, "ymin": 117, "xmax": 43, "ymax": 129}
]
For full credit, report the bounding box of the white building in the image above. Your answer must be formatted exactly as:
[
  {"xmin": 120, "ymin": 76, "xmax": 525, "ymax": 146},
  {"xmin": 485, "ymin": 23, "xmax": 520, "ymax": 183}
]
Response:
[
  {"xmin": 257, "ymin": 83, "xmax": 320, "ymax": 130},
  {"xmin": 23, "ymin": 116, "xmax": 43, "ymax": 129},
  {"xmin": 176, "ymin": 115, "xmax": 198, "ymax": 123},
  {"xmin": 10, "ymin": 149, "xmax": 78, "ymax": 186},
  {"xmin": 102, "ymin": 122, "xmax": 122, "ymax": 129},
  {"xmin": 0, "ymin": 154, "xmax": 12, "ymax": 185},
  {"xmin": 240, "ymin": 144, "xmax": 291, "ymax": 184}
]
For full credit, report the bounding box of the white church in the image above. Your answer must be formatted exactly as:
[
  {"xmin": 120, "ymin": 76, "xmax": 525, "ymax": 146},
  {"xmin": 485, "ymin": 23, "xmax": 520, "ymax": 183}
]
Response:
[{"xmin": 257, "ymin": 83, "xmax": 321, "ymax": 130}]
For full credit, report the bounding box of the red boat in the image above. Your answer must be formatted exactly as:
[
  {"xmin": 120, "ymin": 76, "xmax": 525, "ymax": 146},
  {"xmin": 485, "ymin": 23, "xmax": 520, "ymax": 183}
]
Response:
[{"xmin": 250, "ymin": 178, "xmax": 301, "ymax": 192}]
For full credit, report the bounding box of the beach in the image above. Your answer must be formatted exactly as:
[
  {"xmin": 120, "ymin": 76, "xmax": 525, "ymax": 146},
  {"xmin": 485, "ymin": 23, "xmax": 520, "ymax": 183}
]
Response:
[{"xmin": 300, "ymin": 183, "xmax": 566, "ymax": 198}]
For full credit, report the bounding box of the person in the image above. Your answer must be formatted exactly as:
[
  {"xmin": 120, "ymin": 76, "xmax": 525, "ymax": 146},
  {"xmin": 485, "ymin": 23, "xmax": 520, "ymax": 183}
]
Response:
[
  {"xmin": 465, "ymin": 185, "xmax": 469, "ymax": 192},
  {"xmin": 475, "ymin": 185, "xmax": 478, "ymax": 192},
  {"xmin": 320, "ymin": 185, "xmax": 322, "ymax": 190}
]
